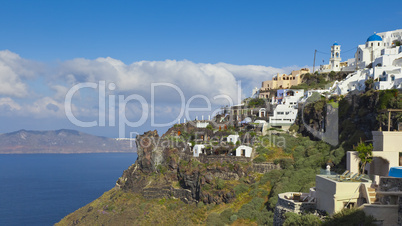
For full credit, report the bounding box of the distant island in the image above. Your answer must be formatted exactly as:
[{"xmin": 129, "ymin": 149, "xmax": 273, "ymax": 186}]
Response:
[{"xmin": 0, "ymin": 129, "xmax": 135, "ymax": 154}]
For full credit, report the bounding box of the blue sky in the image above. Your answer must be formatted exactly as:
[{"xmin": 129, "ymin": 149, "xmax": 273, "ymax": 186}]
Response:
[
  {"xmin": 3, "ymin": 0, "xmax": 401, "ymax": 65},
  {"xmin": 0, "ymin": 0, "xmax": 401, "ymax": 137}
]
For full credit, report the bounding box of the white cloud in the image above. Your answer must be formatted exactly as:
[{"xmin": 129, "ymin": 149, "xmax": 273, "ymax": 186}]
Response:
[
  {"xmin": 51, "ymin": 85, "xmax": 70, "ymax": 100},
  {"xmin": 0, "ymin": 50, "xmax": 45, "ymax": 98},
  {"xmin": 58, "ymin": 58, "xmax": 297, "ymax": 106},
  {"xmin": 0, "ymin": 97, "xmax": 22, "ymax": 111},
  {"xmin": 0, "ymin": 50, "xmax": 310, "ymax": 126}
]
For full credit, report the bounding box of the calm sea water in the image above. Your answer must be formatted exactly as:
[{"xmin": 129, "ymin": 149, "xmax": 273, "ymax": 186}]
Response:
[{"xmin": 0, "ymin": 153, "xmax": 137, "ymax": 226}]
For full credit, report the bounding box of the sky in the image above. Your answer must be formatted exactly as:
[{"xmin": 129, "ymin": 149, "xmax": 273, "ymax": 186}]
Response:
[{"xmin": 0, "ymin": 0, "xmax": 401, "ymax": 137}]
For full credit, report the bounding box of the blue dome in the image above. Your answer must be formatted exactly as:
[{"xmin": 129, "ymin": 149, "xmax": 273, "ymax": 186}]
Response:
[
  {"xmin": 367, "ymin": 34, "xmax": 382, "ymax": 42},
  {"xmin": 333, "ymin": 42, "xmax": 339, "ymax": 46}
]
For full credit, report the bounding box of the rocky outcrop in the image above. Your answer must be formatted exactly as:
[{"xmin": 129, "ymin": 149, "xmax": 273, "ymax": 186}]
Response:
[
  {"xmin": 142, "ymin": 186, "xmax": 193, "ymax": 203},
  {"xmin": 115, "ymin": 126, "xmax": 273, "ymax": 205},
  {"xmin": 295, "ymin": 89, "xmax": 402, "ymax": 150}
]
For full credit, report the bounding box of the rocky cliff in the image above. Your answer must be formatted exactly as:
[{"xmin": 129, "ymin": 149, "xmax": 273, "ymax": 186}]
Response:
[
  {"xmin": 294, "ymin": 89, "xmax": 402, "ymax": 150},
  {"xmin": 115, "ymin": 127, "xmax": 268, "ymax": 205}
]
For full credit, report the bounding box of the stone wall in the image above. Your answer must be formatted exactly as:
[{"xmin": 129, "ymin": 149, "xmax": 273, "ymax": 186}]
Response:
[
  {"xmin": 379, "ymin": 177, "xmax": 402, "ymax": 192},
  {"xmin": 252, "ymin": 162, "xmax": 280, "ymax": 173},
  {"xmin": 194, "ymin": 156, "xmax": 280, "ymax": 173},
  {"xmin": 378, "ymin": 177, "xmax": 402, "ymax": 225},
  {"xmin": 197, "ymin": 155, "xmax": 251, "ymax": 164},
  {"xmin": 273, "ymin": 193, "xmax": 317, "ymax": 226}
]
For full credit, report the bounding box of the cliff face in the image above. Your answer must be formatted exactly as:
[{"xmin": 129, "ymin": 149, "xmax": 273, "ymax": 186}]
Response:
[{"xmin": 294, "ymin": 89, "xmax": 402, "ymax": 149}]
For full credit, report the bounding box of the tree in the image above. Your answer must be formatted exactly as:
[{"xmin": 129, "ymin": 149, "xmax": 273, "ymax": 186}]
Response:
[{"xmin": 354, "ymin": 141, "xmax": 373, "ymax": 174}]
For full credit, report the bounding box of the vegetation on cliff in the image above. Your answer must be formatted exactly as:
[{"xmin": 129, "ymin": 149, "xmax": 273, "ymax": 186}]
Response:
[{"xmin": 290, "ymin": 71, "xmax": 348, "ymax": 91}]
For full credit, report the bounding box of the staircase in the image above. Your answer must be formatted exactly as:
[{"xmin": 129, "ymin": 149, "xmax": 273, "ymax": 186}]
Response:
[{"xmin": 367, "ymin": 187, "xmax": 378, "ymax": 204}]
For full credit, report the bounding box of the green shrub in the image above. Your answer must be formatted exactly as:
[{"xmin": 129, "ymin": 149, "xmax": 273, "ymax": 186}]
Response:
[
  {"xmin": 253, "ymin": 155, "xmax": 266, "ymax": 163},
  {"xmin": 323, "ymin": 208, "xmax": 376, "ymax": 226},
  {"xmin": 197, "ymin": 201, "xmax": 204, "ymax": 208},
  {"xmin": 206, "ymin": 212, "xmax": 225, "ymax": 226},
  {"xmin": 283, "ymin": 212, "xmax": 321, "ymax": 226},
  {"xmin": 249, "ymin": 188, "xmax": 268, "ymax": 198},
  {"xmin": 229, "ymin": 214, "xmax": 238, "ymax": 222},
  {"xmin": 275, "ymin": 158, "xmax": 294, "ymax": 169},
  {"xmin": 248, "ymin": 98, "xmax": 266, "ymax": 108},
  {"xmin": 215, "ymin": 178, "xmax": 225, "ymax": 190},
  {"xmin": 168, "ymin": 203, "xmax": 178, "ymax": 210},
  {"xmin": 234, "ymin": 184, "xmax": 249, "ymax": 195},
  {"xmin": 237, "ymin": 197, "xmax": 264, "ymax": 220},
  {"xmin": 219, "ymin": 208, "xmax": 233, "ymax": 224},
  {"xmin": 259, "ymin": 170, "xmax": 283, "ymax": 185},
  {"xmin": 257, "ymin": 208, "xmax": 274, "ymax": 225}
]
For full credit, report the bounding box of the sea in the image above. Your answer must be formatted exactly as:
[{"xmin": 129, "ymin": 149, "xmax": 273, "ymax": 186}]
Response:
[{"xmin": 0, "ymin": 153, "xmax": 137, "ymax": 226}]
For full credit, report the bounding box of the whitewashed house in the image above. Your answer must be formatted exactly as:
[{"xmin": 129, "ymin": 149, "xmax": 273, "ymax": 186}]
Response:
[
  {"xmin": 259, "ymin": 108, "xmax": 266, "ymax": 117},
  {"xmin": 236, "ymin": 145, "xmax": 252, "ymax": 157},
  {"xmin": 196, "ymin": 121, "xmax": 209, "ymax": 128},
  {"xmin": 227, "ymin": 135, "xmax": 239, "ymax": 144},
  {"xmin": 269, "ymin": 104, "xmax": 298, "ymax": 125},
  {"xmin": 193, "ymin": 144, "xmax": 205, "ymax": 157},
  {"xmin": 327, "ymin": 30, "xmax": 402, "ymax": 95}
]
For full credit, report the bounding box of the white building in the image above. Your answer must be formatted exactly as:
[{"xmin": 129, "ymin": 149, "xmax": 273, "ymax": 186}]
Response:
[
  {"xmin": 320, "ymin": 43, "xmax": 344, "ymax": 72},
  {"xmin": 196, "ymin": 121, "xmax": 209, "ymax": 128},
  {"xmin": 321, "ymin": 29, "xmax": 402, "ymax": 74},
  {"xmin": 193, "ymin": 144, "xmax": 205, "ymax": 157},
  {"xmin": 251, "ymin": 87, "xmax": 259, "ymax": 98},
  {"xmin": 357, "ymin": 30, "xmax": 402, "ymax": 69},
  {"xmin": 303, "ymin": 89, "xmax": 330, "ymax": 100},
  {"xmin": 268, "ymin": 89, "xmax": 303, "ymax": 128},
  {"xmin": 227, "ymin": 135, "xmax": 239, "ymax": 144},
  {"xmin": 330, "ymin": 43, "xmax": 342, "ymax": 71},
  {"xmin": 269, "ymin": 104, "xmax": 298, "ymax": 125},
  {"xmin": 235, "ymin": 145, "xmax": 252, "ymax": 157},
  {"xmin": 330, "ymin": 29, "xmax": 402, "ymax": 95}
]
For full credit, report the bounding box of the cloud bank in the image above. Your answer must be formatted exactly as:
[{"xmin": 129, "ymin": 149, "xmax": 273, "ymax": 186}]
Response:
[{"xmin": 0, "ymin": 49, "xmax": 305, "ymax": 135}]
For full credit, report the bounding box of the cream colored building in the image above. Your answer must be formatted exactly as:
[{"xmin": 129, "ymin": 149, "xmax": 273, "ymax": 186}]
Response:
[
  {"xmin": 276, "ymin": 130, "xmax": 402, "ymax": 225},
  {"xmin": 315, "ymin": 175, "xmax": 371, "ymax": 213},
  {"xmin": 347, "ymin": 131, "xmax": 402, "ymax": 177},
  {"xmin": 259, "ymin": 68, "xmax": 309, "ymax": 94}
]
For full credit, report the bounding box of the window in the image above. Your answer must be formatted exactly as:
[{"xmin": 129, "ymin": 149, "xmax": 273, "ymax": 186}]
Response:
[
  {"xmin": 378, "ymin": 43, "xmax": 380, "ymax": 46},
  {"xmin": 343, "ymin": 202, "xmax": 355, "ymax": 209}
]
